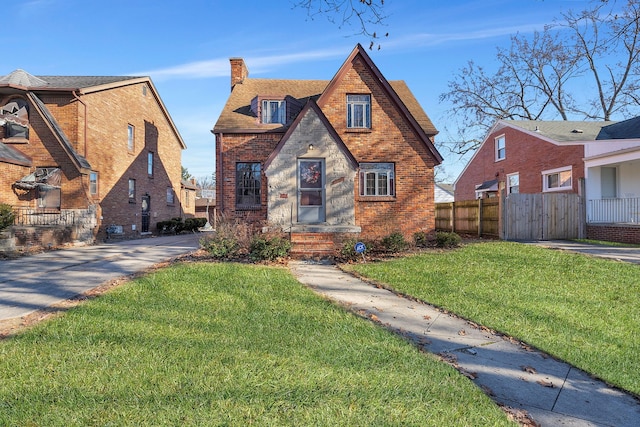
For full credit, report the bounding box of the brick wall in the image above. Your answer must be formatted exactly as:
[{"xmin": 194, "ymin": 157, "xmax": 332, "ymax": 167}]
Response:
[
  {"xmin": 78, "ymin": 82, "xmax": 184, "ymax": 239},
  {"xmin": 455, "ymin": 126, "xmax": 584, "ymax": 201},
  {"xmin": 587, "ymin": 224, "xmax": 640, "ymax": 244},
  {"xmin": 216, "ymin": 132, "xmax": 281, "ymax": 225},
  {"xmin": 320, "ymin": 57, "xmax": 437, "ymax": 239}
]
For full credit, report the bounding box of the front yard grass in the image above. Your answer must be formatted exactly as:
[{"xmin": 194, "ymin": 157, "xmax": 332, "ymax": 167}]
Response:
[
  {"xmin": 0, "ymin": 262, "xmax": 514, "ymax": 426},
  {"xmin": 344, "ymin": 241, "xmax": 640, "ymax": 396}
]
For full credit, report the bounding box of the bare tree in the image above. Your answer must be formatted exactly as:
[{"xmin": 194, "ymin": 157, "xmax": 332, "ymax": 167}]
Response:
[
  {"xmin": 440, "ymin": 0, "xmax": 640, "ymax": 155},
  {"xmin": 293, "ymin": 0, "xmax": 388, "ymax": 49}
]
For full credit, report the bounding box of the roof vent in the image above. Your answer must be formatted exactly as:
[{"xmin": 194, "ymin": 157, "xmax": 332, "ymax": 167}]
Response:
[{"xmin": 571, "ymin": 129, "xmax": 584, "ymax": 133}]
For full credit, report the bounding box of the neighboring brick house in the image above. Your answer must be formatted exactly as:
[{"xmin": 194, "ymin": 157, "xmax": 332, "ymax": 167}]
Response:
[
  {"xmin": 0, "ymin": 69, "xmax": 191, "ymax": 249},
  {"xmin": 212, "ymin": 44, "xmax": 442, "ymax": 254},
  {"xmin": 454, "ymin": 120, "xmax": 614, "ymax": 201}
]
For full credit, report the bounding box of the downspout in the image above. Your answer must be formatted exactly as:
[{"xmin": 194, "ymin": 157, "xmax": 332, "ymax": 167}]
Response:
[
  {"xmin": 215, "ymin": 132, "xmax": 223, "ymax": 212},
  {"xmin": 72, "ymin": 90, "xmax": 88, "ymax": 157}
]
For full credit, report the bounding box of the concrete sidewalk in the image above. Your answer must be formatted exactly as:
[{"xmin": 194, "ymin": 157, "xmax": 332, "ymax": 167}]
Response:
[
  {"xmin": 290, "ymin": 260, "xmax": 640, "ymax": 427},
  {"xmin": 527, "ymin": 240, "xmax": 640, "ymax": 264}
]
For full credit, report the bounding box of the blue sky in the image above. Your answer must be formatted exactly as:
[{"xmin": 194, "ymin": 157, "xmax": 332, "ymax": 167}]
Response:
[{"xmin": 3, "ymin": 0, "xmax": 586, "ymax": 182}]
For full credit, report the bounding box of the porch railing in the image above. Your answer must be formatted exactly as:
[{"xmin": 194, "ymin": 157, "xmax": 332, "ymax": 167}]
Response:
[
  {"xmin": 13, "ymin": 208, "xmax": 76, "ymax": 226},
  {"xmin": 587, "ymin": 197, "xmax": 640, "ymax": 224}
]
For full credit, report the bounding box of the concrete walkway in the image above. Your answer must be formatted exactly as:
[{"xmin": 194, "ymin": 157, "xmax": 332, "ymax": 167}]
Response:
[{"xmin": 290, "ymin": 260, "xmax": 640, "ymax": 427}]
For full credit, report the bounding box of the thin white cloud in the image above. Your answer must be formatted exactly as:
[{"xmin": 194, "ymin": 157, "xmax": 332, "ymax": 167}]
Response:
[
  {"xmin": 386, "ymin": 22, "xmax": 550, "ymax": 50},
  {"xmin": 135, "ymin": 46, "xmax": 350, "ymax": 81}
]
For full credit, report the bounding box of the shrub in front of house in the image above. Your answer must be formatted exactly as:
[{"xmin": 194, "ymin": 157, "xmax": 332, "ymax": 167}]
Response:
[
  {"xmin": 184, "ymin": 217, "xmax": 207, "ymax": 232},
  {"xmin": 381, "ymin": 231, "xmax": 409, "ymax": 253},
  {"xmin": 413, "ymin": 231, "xmax": 431, "ymax": 248},
  {"xmin": 435, "ymin": 231, "xmax": 461, "ymax": 248},
  {"xmin": 200, "ymin": 233, "xmax": 241, "ymax": 259},
  {"xmin": 249, "ymin": 234, "xmax": 291, "ymax": 262},
  {"xmin": 0, "ymin": 204, "xmax": 15, "ymax": 231}
]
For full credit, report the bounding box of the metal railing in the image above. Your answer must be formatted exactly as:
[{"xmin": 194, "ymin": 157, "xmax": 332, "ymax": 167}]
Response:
[
  {"xmin": 13, "ymin": 208, "xmax": 76, "ymax": 226},
  {"xmin": 587, "ymin": 197, "xmax": 640, "ymax": 224}
]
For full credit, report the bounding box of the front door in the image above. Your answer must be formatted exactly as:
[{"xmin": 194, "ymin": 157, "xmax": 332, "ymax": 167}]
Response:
[
  {"xmin": 141, "ymin": 194, "xmax": 150, "ymax": 233},
  {"xmin": 298, "ymin": 159, "xmax": 325, "ymax": 223}
]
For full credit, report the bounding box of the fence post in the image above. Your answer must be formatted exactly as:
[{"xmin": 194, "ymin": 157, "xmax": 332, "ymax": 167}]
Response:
[
  {"xmin": 450, "ymin": 202, "xmax": 455, "ymax": 232},
  {"xmin": 477, "ymin": 198, "xmax": 483, "ymax": 237}
]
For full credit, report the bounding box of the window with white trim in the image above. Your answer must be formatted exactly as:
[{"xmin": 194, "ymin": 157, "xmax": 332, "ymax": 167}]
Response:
[
  {"xmin": 347, "ymin": 94, "xmax": 371, "ymax": 129},
  {"xmin": 359, "ymin": 163, "xmax": 395, "ymax": 196},
  {"xmin": 127, "ymin": 124, "xmax": 134, "ymax": 151},
  {"xmin": 128, "ymin": 179, "xmax": 136, "ymax": 202},
  {"xmin": 148, "ymin": 152, "xmax": 154, "ymax": 177},
  {"xmin": 495, "ymin": 135, "xmax": 505, "ymax": 161},
  {"xmin": 507, "ymin": 173, "xmax": 519, "ymax": 194},
  {"xmin": 542, "ymin": 167, "xmax": 572, "ymax": 192},
  {"xmin": 261, "ymin": 100, "xmax": 286, "ymax": 124}
]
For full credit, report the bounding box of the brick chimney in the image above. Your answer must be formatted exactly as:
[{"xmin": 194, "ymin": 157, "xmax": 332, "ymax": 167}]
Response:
[{"xmin": 230, "ymin": 58, "xmax": 249, "ymax": 91}]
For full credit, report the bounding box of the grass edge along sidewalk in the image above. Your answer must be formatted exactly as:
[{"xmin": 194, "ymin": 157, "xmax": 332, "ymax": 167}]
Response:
[
  {"xmin": 345, "ymin": 240, "xmax": 640, "ymax": 397},
  {"xmin": 0, "ymin": 262, "xmax": 516, "ymax": 426}
]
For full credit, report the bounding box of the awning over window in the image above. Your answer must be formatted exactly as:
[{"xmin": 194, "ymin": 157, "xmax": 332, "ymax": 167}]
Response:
[
  {"xmin": 13, "ymin": 168, "xmax": 61, "ymax": 190},
  {"xmin": 475, "ymin": 179, "xmax": 498, "ymax": 193}
]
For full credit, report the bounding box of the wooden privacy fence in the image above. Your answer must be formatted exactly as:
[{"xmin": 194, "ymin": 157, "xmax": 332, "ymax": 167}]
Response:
[
  {"xmin": 436, "ymin": 198, "xmax": 500, "ymax": 237},
  {"xmin": 436, "ymin": 192, "xmax": 586, "ymax": 241}
]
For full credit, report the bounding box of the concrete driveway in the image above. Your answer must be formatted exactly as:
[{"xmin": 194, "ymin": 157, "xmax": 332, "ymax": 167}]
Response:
[
  {"xmin": 527, "ymin": 240, "xmax": 640, "ymax": 264},
  {"xmin": 0, "ymin": 233, "xmax": 201, "ymax": 322}
]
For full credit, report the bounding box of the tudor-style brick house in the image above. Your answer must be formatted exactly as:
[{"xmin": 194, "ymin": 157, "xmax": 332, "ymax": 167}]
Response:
[
  {"xmin": 213, "ymin": 45, "xmax": 442, "ymax": 254},
  {"xmin": 0, "ymin": 69, "xmax": 191, "ymax": 250}
]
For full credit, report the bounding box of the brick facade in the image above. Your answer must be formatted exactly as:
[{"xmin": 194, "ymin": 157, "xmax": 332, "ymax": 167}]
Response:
[
  {"xmin": 587, "ymin": 224, "xmax": 640, "ymax": 244},
  {"xmin": 455, "ymin": 124, "xmax": 585, "ymax": 201},
  {"xmin": 214, "ymin": 45, "xmax": 442, "ymax": 242},
  {"xmin": 1, "ymin": 72, "xmax": 190, "ymax": 249}
]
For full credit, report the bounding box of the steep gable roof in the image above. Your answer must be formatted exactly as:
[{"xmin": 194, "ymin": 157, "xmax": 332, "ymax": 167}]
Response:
[
  {"xmin": 212, "ymin": 45, "xmax": 441, "ymax": 164},
  {"xmin": 317, "ymin": 44, "xmax": 441, "ymax": 163},
  {"xmin": 0, "ymin": 69, "xmax": 185, "ymax": 149}
]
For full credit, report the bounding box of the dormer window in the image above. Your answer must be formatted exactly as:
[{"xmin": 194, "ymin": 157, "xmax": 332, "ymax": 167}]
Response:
[{"xmin": 262, "ymin": 100, "xmax": 286, "ymax": 124}]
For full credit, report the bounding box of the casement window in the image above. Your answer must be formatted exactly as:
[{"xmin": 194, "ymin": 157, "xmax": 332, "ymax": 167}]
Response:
[
  {"xmin": 236, "ymin": 162, "xmax": 261, "ymax": 207},
  {"xmin": 359, "ymin": 163, "xmax": 395, "ymax": 197},
  {"xmin": 507, "ymin": 173, "xmax": 519, "ymax": 194},
  {"xmin": 128, "ymin": 179, "xmax": 136, "ymax": 202},
  {"xmin": 127, "ymin": 124, "xmax": 135, "ymax": 151},
  {"xmin": 495, "ymin": 135, "xmax": 506, "ymax": 161},
  {"xmin": 89, "ymin": 171, "xmax": 98, "ymax": 196},
  {"xmin": 542, "ymin": 167, "xmax": 572, "ymax": 192},
  {"xmin": 261, "ymin": 100, "xmax": 286, "ymax": 124},
  {"xmin": 167, "ymin": 187, "xmax": 175, "ymax": 205},
  {"xmin": 347, "ymin": 94, "xmax": 371, "ymax": 129},
  {"xmin": 148, "ymin": 152, "xmax": 154, "ymax": 177}
]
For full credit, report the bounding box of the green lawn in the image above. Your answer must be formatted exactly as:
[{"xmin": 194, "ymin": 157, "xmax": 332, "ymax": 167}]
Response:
[
  {"xmin": 0, "ymin": 262, "xmax": 514, "ymax": 426},
  {"xmin": 344, "ymin": 241, "xmax": 640, "ymax": 396}
]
